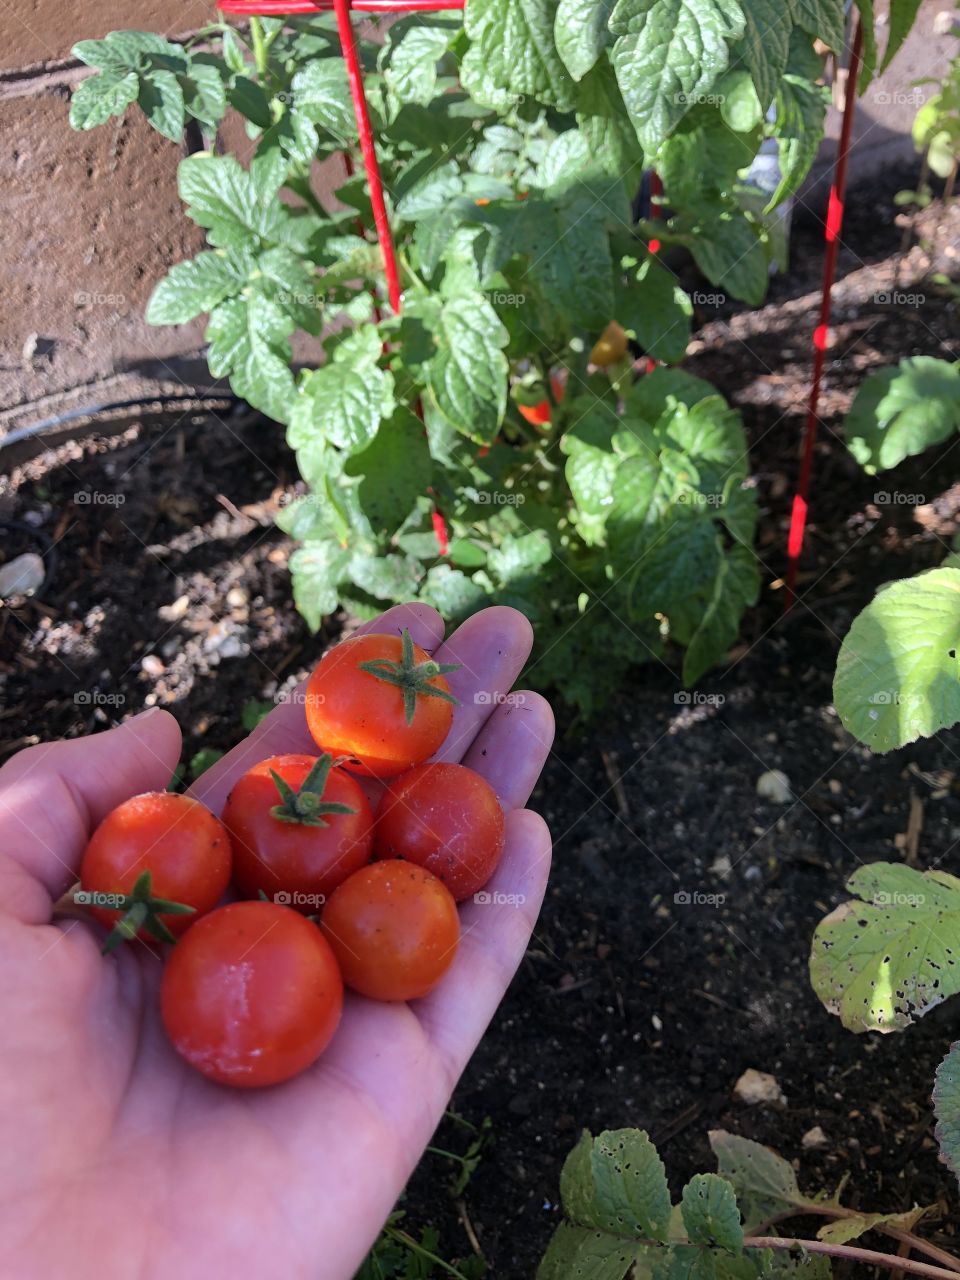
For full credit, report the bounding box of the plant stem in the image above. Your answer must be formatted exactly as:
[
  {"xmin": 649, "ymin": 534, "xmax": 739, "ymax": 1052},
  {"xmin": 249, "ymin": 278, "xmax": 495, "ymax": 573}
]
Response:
[
  {"xmin": 250, "ymin": 16, "xmax": 269, "ymax": 79},
  {"xmin": 945, "ymin": 157, "xmax": 958, "ymax": 203},
  {"xmin": 746, "ymin": 1236, "xmax": 960, "ymax": 1279},
  {"xmin": 750, "ymin": 1205, "xmax": 960, "ymax": 1273},
  {"xmin": 383, "ymin": 1227, "xmax": 472, "ymax": 1278}
]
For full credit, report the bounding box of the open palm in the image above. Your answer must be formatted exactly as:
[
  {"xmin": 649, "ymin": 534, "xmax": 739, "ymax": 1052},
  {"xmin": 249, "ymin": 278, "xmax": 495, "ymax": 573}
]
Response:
[{"xmin": 0, "ymin": 604, "xmax": 553, "ymax": 1279}]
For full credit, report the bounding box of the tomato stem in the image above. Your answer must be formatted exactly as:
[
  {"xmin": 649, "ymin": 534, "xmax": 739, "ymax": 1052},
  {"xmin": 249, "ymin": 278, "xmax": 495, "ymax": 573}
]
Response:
[
  {"xmin": 358, "ymin": 628, "xmax": 460, "ymax": 726},
  {"xmin": 98, "ymin": 871, "xmax": 196, "ymax": 954},
  {"xmin": 269, "ymin": 753, "xmax": 357, "ymax": 828}
]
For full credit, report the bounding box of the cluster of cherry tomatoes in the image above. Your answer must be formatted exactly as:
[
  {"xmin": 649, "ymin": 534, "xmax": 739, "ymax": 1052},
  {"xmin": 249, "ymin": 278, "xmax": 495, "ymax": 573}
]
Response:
[{"xmin": 77, "ymin": 629, "xmax": 506, "ymax": 1088}]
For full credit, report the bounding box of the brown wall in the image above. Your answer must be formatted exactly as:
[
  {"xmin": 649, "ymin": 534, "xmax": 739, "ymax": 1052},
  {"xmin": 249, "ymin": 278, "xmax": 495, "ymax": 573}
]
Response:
[{"xmin": 0, "ymin": 1, "xmax": 954, "ymax": 426}]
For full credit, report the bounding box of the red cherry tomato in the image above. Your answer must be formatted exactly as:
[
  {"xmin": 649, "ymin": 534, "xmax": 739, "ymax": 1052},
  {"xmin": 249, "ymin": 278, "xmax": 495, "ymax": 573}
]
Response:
[
  {"xmin": 518, "ymin": 399, "xmax": 551, "ymax": 426},
  {"xmin": 80, "ymin": 792, "xmax": 231, "ymax": 947},
  {"xmin": 306, "ymin": 628, "xmax": 459, "ymax": 778},
  {"xmin": 223, "ymin": 753, "xmax": 373, "ymax": 910},
  {"xmin": 374, "ymin": 762, "xmax": 505, "ymax": 902},
  {"xmin": 160, "ymin": 901, "xmax": 343, "ymax": 1087},
  {"xmin": 321, "ymin": 862, "xmax": 459, "ymax": 1001}
]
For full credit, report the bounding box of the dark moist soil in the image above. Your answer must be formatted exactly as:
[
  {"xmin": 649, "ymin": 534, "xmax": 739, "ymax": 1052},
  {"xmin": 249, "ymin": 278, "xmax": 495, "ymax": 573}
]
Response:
[{"xmin": 2, "ymin": 172, "xmax": 960, "ymax": 1277}]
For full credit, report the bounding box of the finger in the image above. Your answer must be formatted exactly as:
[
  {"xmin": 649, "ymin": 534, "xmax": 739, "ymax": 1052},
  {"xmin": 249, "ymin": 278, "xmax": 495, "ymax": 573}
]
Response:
[
  {"xmin": 430, "ymin": 606, "xmax": 535, "ymax": 763},
  {"xmin": 0, "ymin": 708, "xmax": 182, "ymax": 923},
  {"xmin": 412, "ymin": 807, "xmax": 551, "ymax": 1067},
  {"xmin": 461, "ymin": 691, "xmax": 554, "ymax": 810},
  {"xmin": 189, "ymin": 603, "xmax": 445, "ymax": 814}
]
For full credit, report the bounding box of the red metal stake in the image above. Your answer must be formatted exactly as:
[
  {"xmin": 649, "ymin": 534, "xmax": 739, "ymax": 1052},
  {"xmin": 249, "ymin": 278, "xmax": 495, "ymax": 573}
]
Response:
[
  {"xmin": 784, "ymin": 19, "xmax": 864, "ymax": 610},
  {"xmin": 643, "ymin": 170, "xmax": 663, "ymax": 374}
]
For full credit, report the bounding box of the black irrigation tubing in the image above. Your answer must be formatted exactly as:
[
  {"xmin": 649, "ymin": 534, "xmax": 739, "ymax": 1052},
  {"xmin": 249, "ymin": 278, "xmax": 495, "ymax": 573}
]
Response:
[{"xmin": 0, "ymin": 393, "xmax": 244, "ymax": 453}]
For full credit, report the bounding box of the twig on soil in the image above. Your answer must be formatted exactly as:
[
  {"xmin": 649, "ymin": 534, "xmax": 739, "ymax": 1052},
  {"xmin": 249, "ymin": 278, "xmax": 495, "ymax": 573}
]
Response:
[
  {"xmin": 600, "ymin": 750, "xmax": 630, "ymax": 818},
  {"xmin": 455, "ymin": 1198, "xmax": 487, "ymax": 1264}
]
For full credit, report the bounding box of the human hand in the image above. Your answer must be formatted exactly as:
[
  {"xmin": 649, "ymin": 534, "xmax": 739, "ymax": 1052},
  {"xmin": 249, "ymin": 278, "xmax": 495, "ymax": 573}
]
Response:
[{"xmin": 0, "ymin": 603, "xmax": 553, "ymax": 1279}]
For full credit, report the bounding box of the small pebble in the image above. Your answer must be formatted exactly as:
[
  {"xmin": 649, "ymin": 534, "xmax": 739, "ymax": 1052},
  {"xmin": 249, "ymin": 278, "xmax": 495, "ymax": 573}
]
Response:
[
  {"xmin": 733, "ymin": 1068, "xmax": 786, "ymax": 1107},
  {"xmin": 0, "ymin": 552, "xmax": 44, "ymax": 598},
  {"xmin": 757, "ymin": 769, "xmax": 792, "ymax": 804}
]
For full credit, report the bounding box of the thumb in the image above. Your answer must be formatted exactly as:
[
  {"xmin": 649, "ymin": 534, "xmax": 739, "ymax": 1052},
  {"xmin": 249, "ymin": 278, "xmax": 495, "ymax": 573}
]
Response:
[{"xmin": 0, "ymin": 709, "xmax": 182, "ymax": 923}]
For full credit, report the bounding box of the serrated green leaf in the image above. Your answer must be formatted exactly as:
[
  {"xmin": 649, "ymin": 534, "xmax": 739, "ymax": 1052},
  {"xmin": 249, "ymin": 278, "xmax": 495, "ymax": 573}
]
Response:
[
  {"xmin": 348, "ymin": 553, "xmax": 421, "ymax": 601},
  {"xmin": 810, "ymin": 861, "xmax": 960, "ymax": 1031},
  {"xmin": 556, "ymin": 0, "xmax": 618, "ymax": 80},
  {"xmin": 660, "ymin": 203, "xmax": 767, "ymax": 305},
  {"xmin": 419, "ymin": 564, "xmax": 489, "ymax": 617},
  {"xmin": 854, "ymin": 0, "xmax": 878, "ymax": 91},
  {"xmin": 617, "ymin": 254, "xmax": 692, "ymax": 365},
  {"xmin": 708, "ymin": 1132, "xmax": 805, "ymax": 1232},
  {"xmin": 147, "ymin": 249, "xmax": 252, "ymax": 325},
  {"xmin": 488, "ymin": 531, "xmax": 552, "ymax": 586},
  {"xmin": 206, "ymin": 293, "xmax": 296, "ymax": 423},
  {"xmin": 291, "ymin": 58, "xmax": 355, "ymax": 141},
  {"xmin": 683, "ymin": 544, "xmax": 759, "ymax": 685},
  {"xmin": 833, "ymin": 567, "xmax": 960, "ymax": 751},
  {"xmin": 463, "ymin": 0, "xmax": 577, "ymax": 111},
  {"xmin": 381, "ymin": 19, "xmax": 457, "ymax": 107},
  {"xmin": 658, "ymin": 105, "xmax": 760, "ymax": 205},
  {"xmin": 228, "ymin": 75, "xmax": 273, "ymax": 129},
  {"xmin": 289, "ymin": 541, "xmax": 351, "ymax": 630},
  {"xmin": 537, "ymin": 1222, "xmax": 639, "ymax": 1280},
  {"xmin": 717, "ymin": 68, "xmax": 763, "ymax": 131},
  {"xmin": 426, "ymin": 293, "xmax": 508, "ymax": 444},
  {"xmin": 845, "ymin": 357, "xmax": 960, "ymax": 474},
  {"xmin": 789, "ymin": 0, "xmax": 844, "ymax": 52},
  {"xmin": 181, "ymin": 60, "xmax": 228, "ymax": 127},
  {"xmin": 69, "ymin": 71, "xmax": 140, "ymax": 130},
  {"xmin": 880, "ymin": 0, "xmax": 923, "ymax": 72},
  {"xmin": 680, "ymin": 1174, "xmax": 743, "ymax": 1254},
  {"xmin": 73, "ymin": 30, "xmax": 183, "ymax": 73},
  {"xmin": 343, "ymin": 407, "xmax": 431, "ymax": 535},
  {"xmin": 609, "ymin": 0, "xmax": 745, "ymax": 153},
  {"xmin": 139, "ymin": 68, "xmax": 185, "ymax": 141},
  {"xmin": 291, "ymin": 363, "xmax": 391, "ymax": 457},
  {"xmin": 737, "ymin": 0, "xmax": 793, "ymax": 110},
  {"xmin": 178, "ymin": 153, "xmax": 286, "ymax": 248},
  {"xmin": 221, "ymin": 27, "xmax": 248, "ymax": 75},
  {"xmin": 934, "ymin": 1042, "xmax": 960, "ymax": 1189},
  {"xmin": 560, "ymin": 1128, "xmax": 672, "ymax": 1241},
  {"xmin": 768, "ymin": 37, "xmax": 830, "ymax": 209}
]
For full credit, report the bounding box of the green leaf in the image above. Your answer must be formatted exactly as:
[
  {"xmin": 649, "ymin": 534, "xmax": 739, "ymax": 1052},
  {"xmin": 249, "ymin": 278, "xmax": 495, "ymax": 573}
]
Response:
[
  {"xmin": 189, "ymin": 747, "xmax": 224, "ymax": 779},
  {"xmin": 854, "ymin": 0, "xmax": 877, "ymax": 91},
  {"xmin": 609, "ymin": 0, "xmax": 745, "ymax": 153},
  {"xmin": 708, "ymin": 1131, "xmax": 805, "ymax": 1232},
  {"xmin": 880, "ymin": 0, "xmax": 923, "ymax": 72},
  {"xmin": 934, "ymin": 1042, "xmax": 960, "ymax": 1189},
  {"xmin": 789, "ymin": 0, "xmax": 845, "ymax": 53},
  {"xmin": 206, "ymin": 293, "xmax": 296, "ymax": 423},
  {"xmin": 555, "ymin": 0, "xmax": 618, "ymax": 80},
  {"xmin": 717, "ymin": 68, "xmax": 763, "ymax": 131},
  {"xmin": 178, "ymin": 153, "xmax": 286, "ymax": 248},
  {"xmin": 660, "ymin": 203, "xmax": 767, "ymax": 305},
  {"xmin": 146, "ymin": 249, "xmax": 252, "ymax": 325},
  {"xmin": 291, "ymin": 59, "xmax": 355, "ymax": 141},
  {"xmin": 289, "ymin": 540, "xmax": 351, "ymax": 630},
  {"xmin": 138, "ymin": 69, "xmax": 186, "ymax": 141},
  {"xmin": 737, "ymin": 0, "xmax": 793, "ymax": 111},
  {"xmin": 617, "ymin": 254, "xmax": 692, "ymax": 364},
  {"xmin": 845, "ymin": 357, "xmax": 960, "ymax": 474},
  {"xmin": 488, "ymin": 531, "xmax": 553, "ymax": 587},
  {"xmin": 348, "ymin": 553, "xmax": 421, "ymax": 602},
  {"xmin": 560, "ymin": 1129, "xmax": 672, "ymax": 1241},
  {"xmin": 425, "ymin": 293, "xmax": 509, "ymax": 445},
  {"xmin": 229, "ymin": 76, "xmax": 273, "ymax": 129},
  {"xmin": 683, "ymin": 544, "xmax": 759, "ymax": 685},
  {"xmin": 769, "ymin": 36, "xmax": 830, "ymax": 208},
  {"xmin": 343, "ymin": 407, "xmax": 431, "ymax": 535},
  {"xmin": 73, "ymin": 31, "xmax": 184, "ymax": 73},
  {"xmin": 833, "ymin": 567, "xmax": 960, "ymax": 751},
  {"xmin": 658, "ymin": 105, "xmax": 760, "ymax": 205},
  {"xmin": 69, "ymin": 71, "xmax": 140, "ymax": 130},
  {"xmin": 810, "ymin": 861, "xmax": 960, "ymax": 1031},
  {"xmin": 381, "ymin": 19, "xmax": 457, "ymax": 107},
  {"xmin": 419, "ymin": 564, "xmax": 489, "ymax": 617},
  {"xmin": 816, "ymin": 1206, "xmax": 929, "ymax": 1245},
  {"xmin": 181, "ymin": 60, "xmax": 228, "ymax": 127},
  {"xmin": 221, "ymin": 27, "xmax": 248, "ymax": 75},
  {"xmin": 292, "ymin": 364, "xmax": 391, "ymax": 458},
  {"xmin": 680, "ymin": 1175, "xmax": 743, "ymax": 1254},
  {"xmin": 537, "ymin": 1223, "xmax": 638, "ymax": 1280},
  {"xmin": 463, "ymin": 0, "xmax": 577, "ymax": 111}
]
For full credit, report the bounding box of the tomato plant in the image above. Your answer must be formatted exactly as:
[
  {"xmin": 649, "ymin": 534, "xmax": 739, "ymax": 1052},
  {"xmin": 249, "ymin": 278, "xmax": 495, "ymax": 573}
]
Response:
[
  {"xmin": 306, "ymin": 628, "xmax": 459, "ymax": 777},
  {"xmin": 223, "ymin": 752, "xmax": 373, "ymax": 907},
  {"xmin": 375, "ymin": 762, "xmax": 504, "ymax": 902},
  {"xmin": 79, "ymin": 791, "xmax": 231, "ymax": 949},
  {"xmin": 67, "ymin": 2, "xmax": 921, "ymax": 708},
  {"xmin": 322, "ymin": 861, "xmax": 459, "ymax": 1001},
  {"xmin": 160, "ymin": 899, "xmax": 343, "ymax": 1087}
]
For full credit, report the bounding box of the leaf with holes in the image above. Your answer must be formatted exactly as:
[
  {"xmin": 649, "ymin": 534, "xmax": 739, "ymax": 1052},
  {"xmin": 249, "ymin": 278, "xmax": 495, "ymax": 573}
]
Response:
[
  {"xmin": 810, "ymin": 862, "xmax": 960, "ymax": 1032},
  {"xmin": 833, "ymin": 567, "xmax": 960, "ymax": 751},
  {"xmin": 560, "ymin": 1128, "xmax": 672, "ymax": 1241},
  {"xmin": 609, "ymin": 0, "xmax": 745, "ymax": 153},
  {"xmin": 681, "ymin": 1174, "xmax": 743, "ymax": 1253},
  {"xmin": 536, "ymin": 1223, "xmax": 639, "ymax": 1280}
]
